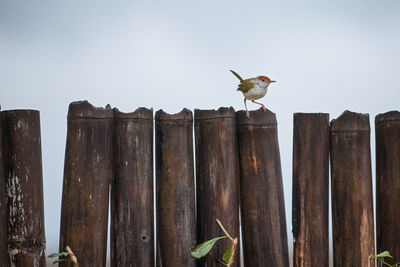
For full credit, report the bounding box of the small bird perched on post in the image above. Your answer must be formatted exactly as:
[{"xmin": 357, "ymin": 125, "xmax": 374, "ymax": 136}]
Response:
[{"xmin": 230, "ymin": 70, "xmax": 276, "ymax": 119}]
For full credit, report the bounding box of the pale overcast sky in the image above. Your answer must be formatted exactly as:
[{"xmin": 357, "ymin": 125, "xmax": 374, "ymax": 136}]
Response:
[{"xmin": 1, "ymin": 1, "xmax": 400, "ymax": 266}]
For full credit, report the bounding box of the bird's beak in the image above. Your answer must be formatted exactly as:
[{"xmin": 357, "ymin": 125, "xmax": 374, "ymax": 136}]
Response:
[{"xmin": 271, "ymin": 80, "xmax": 276, "ymax": 83}]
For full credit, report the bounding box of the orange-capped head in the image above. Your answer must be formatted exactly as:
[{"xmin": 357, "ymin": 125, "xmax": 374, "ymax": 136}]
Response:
[{"xmin": 257, "ymin": 76, "xmax": 276, "ymax": 83}]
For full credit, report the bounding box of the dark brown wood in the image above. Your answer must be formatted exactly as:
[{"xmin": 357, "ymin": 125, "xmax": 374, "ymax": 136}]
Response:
[
  {"xmin": 330, "ymin": 110, "xmax": 375, "ymax": 267},
  {"xmin": 376, "ymin": 111, "xmax": 400, "ymax": 264},
  {"xmin": 1, "ymin": 110, "xmax": 46, "ymax": 266},
  {"xmin": 292, "ymin": 113, "xmax": 329, "ymax": 267},
  {"xmin": 194, "ymin": 107, "xmax": 240, "ymax": 267},
  {"xmin": 0, "ymin": 109, "xmax": 9, "ymax": 266},
  {"xmin": 111, "ymin": 107, "xmax": 154, "ymax": 267},
  {"xmin": 236, "ymin": 108, "xmax": 289, "ymax": 267},
  {"xmin": 155, "ymin": 109, "xmax": 196, "ymax": 267},
  {"xmin": 59, "ymin": 101, "xmax": 113, "ymax": 267}
]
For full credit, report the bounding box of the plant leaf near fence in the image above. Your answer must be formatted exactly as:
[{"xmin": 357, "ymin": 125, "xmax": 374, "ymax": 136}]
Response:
[
  {"xmin": 190, "ymin": 236, "xmax": 226, "ymax": 259},
  {"xmin": 374, "ymin": 251, "xmax": 393, "ymax": 259},
  {"xmin": 222, "ymin": 244, "xmax": 233, "ymax": 264}
]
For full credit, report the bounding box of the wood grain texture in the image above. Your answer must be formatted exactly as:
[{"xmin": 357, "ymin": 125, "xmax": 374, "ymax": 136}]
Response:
[
  {"xmin": 376, "ymin": 111, "xmax": 400, "ymax": 265},
  {"xmin": 194, "ymin": 107, "xmax": 240, "ymax": 267},
  {"xmin": 1, "ymin": 110, "xmax": 46, "ymax": 266},
  {"xmin": 0, "ymin": 109, "xmax": 9, "ymax": 266},
  {"xmin": 292, "ymin": 113, "xmax": 329, "ymax": 267},
  {"xmin": 111, "ymin": 108, "xmax": 154, "ymax": 267},
  {"xmin": 59, "ymin": 101, "xmax": 113, "ymax": 267},
  {"xmin": 155, "ymin": 109, "xmax": 196, "ymax": 267},
  {"xmin": 236, "ymin": 108, "xmax": 289, "ymax": 267},
  {"xmin": 330, "ymin": 110, "xmax": 375, "ymax": 267}
]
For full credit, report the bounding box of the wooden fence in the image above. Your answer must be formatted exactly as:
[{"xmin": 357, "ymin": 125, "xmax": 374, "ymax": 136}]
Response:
[{"xmin": 0, "ymin": 101, "xmax": 400, "ymax": 266}]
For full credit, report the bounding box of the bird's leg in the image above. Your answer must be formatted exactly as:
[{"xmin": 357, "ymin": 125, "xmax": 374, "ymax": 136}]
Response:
[
  {"xmin": 244, "ymin": 98, "xmax": 251, "ymax": 119},
  {"xmin": 251, "ymin": 100, "xmax": 267, "ymax": 112}
]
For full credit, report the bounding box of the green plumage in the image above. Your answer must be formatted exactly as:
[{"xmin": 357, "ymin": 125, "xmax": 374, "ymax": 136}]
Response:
[
  {"xmin": 237, "ymin": 78, "xmax": 256, "ymax": 93},
  {"xmin": 230, "ymin": 70, "xmax": 255, "ymax": 93}
]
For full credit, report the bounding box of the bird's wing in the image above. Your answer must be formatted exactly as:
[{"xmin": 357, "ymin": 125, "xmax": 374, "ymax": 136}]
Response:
[{"xmin": 238, "ymin": 78, "xmax": 255, "ymax": 93}]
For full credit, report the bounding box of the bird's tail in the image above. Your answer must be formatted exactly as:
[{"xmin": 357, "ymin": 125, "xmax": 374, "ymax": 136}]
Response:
[{"xmin": 230, "ymin": 70, "xmax": 243, "ymax": 82}]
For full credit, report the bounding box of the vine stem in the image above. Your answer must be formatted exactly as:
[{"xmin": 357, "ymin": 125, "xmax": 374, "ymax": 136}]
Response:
[
  {"xmin": 216, "ymin": 219, "xmax": 237, "ymax": 267},
  {"xmin": 66, "ymin": 246, "xmax": 78, "ymax": 267},
  {"xmin": 216, "ymin": 219, "xmax": 234, "ymax": 241},
  {"xmin": 227, "ymin": 238, "xmax": 238, "ymax": 266}
]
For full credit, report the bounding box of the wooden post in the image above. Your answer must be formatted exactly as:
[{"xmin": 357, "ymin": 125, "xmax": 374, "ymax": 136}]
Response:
[
  {"xmin": 1, "ymin": 110, "xmax": 46, "ymax": 266},
  {"xmin": 194, "ymin": 107, "xmax": 240, "ymax": 267},
  {"xmin": 292, "ymin": 113, "xmax": 329, "ymax": 267},
  {"xmin": 111, "ymin": 108, "xmax": 154, "ymax": 267},
  {"xmin": 155, "ymin": 109, "xmax": 196, "ymax": 267},
  {"xmin": 0, "ymin": 109, "xmax": 8, "ymax": 266},
  {"xmin": 59, "ymin": 101, "xmax": 113, "ymax": 267},
  {"xmin": 236, "ymin": 108, "xmax": 289, "ymax": 267},
  {"xmin": 376, "ymin": 111, "xmax": 400, "ymax": 264},
  {"xmin": 330, "ymin": 110, "xmax": 375, "ymax": 267}
]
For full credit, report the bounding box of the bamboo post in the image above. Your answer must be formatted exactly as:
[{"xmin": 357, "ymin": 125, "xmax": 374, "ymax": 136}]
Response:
[
  {"xmin": 376, "ymin": 111, "xmax": 400, "ymax": 264},
  {"xmin": 1, "ymin": 110, "xmax": 46, "ymax": 266},
  {"xmin": 292, "ymin": 113, "xmax": 329, "ymax": 267},
  {"xmin": 111, "ymin": 107, "xmax": 154, "ymax": 267},
  {"xmin": 0, "ymin": 109, "xmax": 8, "ymax": 266},
  {"xmin": 59, "ymin": 101, "xmax": 113, "ymax": 267},
  {"xmin": 155, "ymin": 109, "xmax": 196, "ymax": 267},
  {"xmin": 236, "ymin": 108, "xmax": 289, "ymax": 267},
  {"xmin": 330, "ymin": 110, "xmax": 375, "ymax": 267},
  {"xmin": 194, "ymin": 107, "xmax": 240, "ymax": 267}
]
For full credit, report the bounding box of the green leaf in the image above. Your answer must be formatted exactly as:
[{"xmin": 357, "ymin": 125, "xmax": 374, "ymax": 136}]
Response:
[
  {"xmin": 48, "ymin": 252, "xmax": 69, "ymax": 258},
  {"xmin": 376, "ymin": 258, "xmax": 392, "ymax": 267},
  {"xmin": 222, "ymin": 244, "xmax": 233, "ymax": 264},
  {"xmin": 53, "ymin": 259, "xmax": 70, "ymax": 264},
  {"xmin": 190, "ymin": 236, "xmax": 226, "ymax": 259},
  {"xmin": 373, "ymin": 251, "xmax": 393, "ymax": 259}
]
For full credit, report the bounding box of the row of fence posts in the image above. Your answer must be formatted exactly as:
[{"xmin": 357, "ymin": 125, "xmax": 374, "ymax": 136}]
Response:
[{"xmin": 0, "ymin": 101, "xmax": 400, "ymax": 266}]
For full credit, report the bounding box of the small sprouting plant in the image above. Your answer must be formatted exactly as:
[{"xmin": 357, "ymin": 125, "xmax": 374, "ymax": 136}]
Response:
[
  {"xmin": 369, "ymin": 251, "xmax": 400, "ymax": 267},
  {"xmin": 48, "ymin": 246, "xmax": 78, "ymax": 266},
  {"xmin": 191, "ymin": 219, "xmax": 238, "ymax": 266}
]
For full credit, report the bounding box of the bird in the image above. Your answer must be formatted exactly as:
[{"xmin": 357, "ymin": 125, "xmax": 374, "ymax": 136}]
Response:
[{"xmin": 230, "ymin": 70, "xmax": 276, "ymax": 119}]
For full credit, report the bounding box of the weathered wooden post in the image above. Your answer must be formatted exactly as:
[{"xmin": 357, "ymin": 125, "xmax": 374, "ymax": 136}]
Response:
[
  {"xmin": 111, "ymin": 108, "xmax": 154, "ymax": 267},
  {"xmin": 292, "ymin": 113, "xmax": 329, "ymax": 267},
  {"xmin": 330, "ymin": 111, "xmax": 375, "ymax": 267},
  {"xmin": 376, "ymin": 111, "xmax": 400, "ymax": 264},
  {"xmin": 236, "ymin": 108, "xmax": 289, "ymax": 267},
  {"xmin": 59, "ymin": 101, "xmax": 113, "ymax": 267},
  {"xmin": 195, "ymin": 107, "xmax": 240, "ymax": 267},
  {"xmin": 0, "ymin": 108, "xmax": 8, "ymax": 266},
  {"xmin": 1, "ymin": 110, "xmax": 46, "ymax": 266},
  {"xmin": 155, "ymin": 109, "xmax": 196, "ymax": 267}
]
